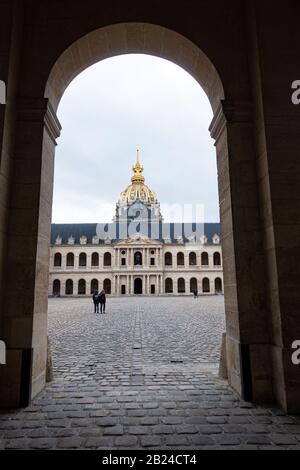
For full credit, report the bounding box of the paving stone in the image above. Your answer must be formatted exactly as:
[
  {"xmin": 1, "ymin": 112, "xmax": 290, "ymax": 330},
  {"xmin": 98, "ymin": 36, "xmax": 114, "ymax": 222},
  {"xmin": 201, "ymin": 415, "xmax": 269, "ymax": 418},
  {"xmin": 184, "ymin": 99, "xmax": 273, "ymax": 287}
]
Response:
[
  {"xmin": 0, "ymin": 297, "xmax": 299, "ymax": 450},
  {"xmin": 140, "ymin": 435, "xmax": 162, "ymax": 447},
  {"xmin": 103, "ymin": 425, "xmax": 124, "ymax": 436},
  {"xmin": 57, "ymin": 437, "xmax": 85, "ymax": 449},
  {"xmin": 115, "ymin": 435, "xmax": 138, "ymax": 447},
  {"xmin": 165, "ymin": 435, "xmax": 190, "ymax": 446},
  {"xmin": 270, "ymin": 434, "xmax": 299, "ymax": 446}
]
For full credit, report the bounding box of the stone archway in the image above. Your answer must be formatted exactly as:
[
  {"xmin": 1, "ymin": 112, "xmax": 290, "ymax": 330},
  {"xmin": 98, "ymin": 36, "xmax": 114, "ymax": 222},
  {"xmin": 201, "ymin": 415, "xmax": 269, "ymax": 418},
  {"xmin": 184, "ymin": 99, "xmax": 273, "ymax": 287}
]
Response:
[
  {"xmin": 1, "ymin": 14, "xmax": 298, "ymax": 414},
  {"xmin": 134, "ymin": 278, "xmax": 143, "ymax": 295}
]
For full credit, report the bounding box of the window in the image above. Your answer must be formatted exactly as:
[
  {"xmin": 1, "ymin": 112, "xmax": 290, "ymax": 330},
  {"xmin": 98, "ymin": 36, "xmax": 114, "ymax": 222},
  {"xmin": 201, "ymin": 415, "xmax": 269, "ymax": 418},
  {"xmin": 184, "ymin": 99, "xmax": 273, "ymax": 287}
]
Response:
[
  {"xmin": 78, "ymin": 279, "xmax": 86, "ymax": 295},
  {"xmin": 150, "ymin": 258, "xmax": 155, "ymax": 266},
  {"xmin": 79, "ymin": 253, "xmax": 87, "ymax": 267},
  {"xmin": 104, "ymin": 252, "xmax": 112, "ymax": 266},
  {"xmin": 66, "ymin": 252, "xmax": 74, "ymax": 267},
  {"xmin": 134, "ymin": 251, "xmax": 142, "ymax": 266},
  {"xmin": 202, "ymin": 278, "xmax": 210, "ymax": 293},
  {"xmin": 201, "ymin": 252, "xmax": 209, "ymax": 266},
  {"xmin": 121, "ymin": 258, "xmax": 126, "ymax": 266},
  {"xmin": 91, "ymin": 279, "xmax": 98, "ymax": 294},
  {"xmin": 213, "ymin": 252, "xmax": 221, "ymax": 266},
  {"xmin": 92, "ymin": 252, "xmax": 99, "ymax": 267},
  {"xmin": 165, "ymin": 278, "xmax": 173, "ymax": 293},
  {"xmin": 65, "ymin": 279, "xmax": 73, "ymax": 295},
  {"xmin": 54, "ymin": 253, "xmax": 62, "ymax": 267},
  {"xmin": 215, "ymin": 277, "xmax": 222, "ymax": 294},
  {"xmin": 189, "ymin": 252, "xmax": 197, "ymax": 266},
  {"xmin": 178, "ymin": 278, "xmax": 185, "ymax": 293},
  {"xmin": 103, "ymin": 278, "xmax": 111, "ymax": 294},
  {"xmin": 165, "ymin": 252, "xmax": 172, "ymax": 266},
  {"xmin": 177, "ymin": 252, "xmax": 184, "ymax": 266},
  {"xmin": 190, "ymin": 278, "xmax": 197, "ymax": 293},
  {"xmin": 52, "ymin": 279, "xmax": 60, "ymax": 296}
]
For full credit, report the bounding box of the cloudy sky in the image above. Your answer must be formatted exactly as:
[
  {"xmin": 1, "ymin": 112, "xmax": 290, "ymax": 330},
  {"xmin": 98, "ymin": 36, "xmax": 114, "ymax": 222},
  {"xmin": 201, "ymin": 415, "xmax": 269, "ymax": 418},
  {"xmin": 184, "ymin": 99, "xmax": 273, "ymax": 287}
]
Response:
[{"xmin": 52, "ymin": 54, "xmax": 219, "ymax": 224}]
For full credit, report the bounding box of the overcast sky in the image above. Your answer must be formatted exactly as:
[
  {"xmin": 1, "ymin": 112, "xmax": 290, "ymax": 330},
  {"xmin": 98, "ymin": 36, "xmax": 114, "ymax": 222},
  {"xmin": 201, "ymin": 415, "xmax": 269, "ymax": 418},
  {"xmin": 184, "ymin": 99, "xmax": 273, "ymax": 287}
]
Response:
[{"xmin": 52, "ymin": 54, "xmax": 219, "ymax": 224}]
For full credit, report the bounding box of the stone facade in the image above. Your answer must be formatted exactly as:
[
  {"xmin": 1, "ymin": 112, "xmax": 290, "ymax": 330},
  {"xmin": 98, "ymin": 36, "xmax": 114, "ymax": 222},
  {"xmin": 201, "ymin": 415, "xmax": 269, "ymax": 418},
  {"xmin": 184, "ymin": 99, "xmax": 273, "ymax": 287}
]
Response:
[
  {"xmin": 49, "ymin": 155, "xmax": 223, "ymax": 297},
  {"xmin": 0, "ymin": 1, "xmax": 299, "ymax": 412},
  {"xmin": 49, "ymin": 235, "xmax": 223, "ymax": 297}
]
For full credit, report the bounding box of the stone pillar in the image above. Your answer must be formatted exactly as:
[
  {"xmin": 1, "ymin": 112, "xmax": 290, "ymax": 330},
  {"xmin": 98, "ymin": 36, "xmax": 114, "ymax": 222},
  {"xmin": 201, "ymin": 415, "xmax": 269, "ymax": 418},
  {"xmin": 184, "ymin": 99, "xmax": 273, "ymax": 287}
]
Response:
[
  {"xmin": 61, "ymin": 279, "xmax": 66, "ymax": 297},
  {"xmin": 246, "ymin": 3, "xmax": 300, "ymax": 412},
  {"xmin": 61, "ymin": 254, "xmax": 66, "ymax": 270},
  {"xmin": 210, "ymin": 99, "xmax": 271, "ymax": 403},
  {"xmin": 0, "ymin": 98, "xmax": 61, "ymax": 407},
  {"xmin": 86, "ymin": 253, "xmax": 91, "ymax": 270}
]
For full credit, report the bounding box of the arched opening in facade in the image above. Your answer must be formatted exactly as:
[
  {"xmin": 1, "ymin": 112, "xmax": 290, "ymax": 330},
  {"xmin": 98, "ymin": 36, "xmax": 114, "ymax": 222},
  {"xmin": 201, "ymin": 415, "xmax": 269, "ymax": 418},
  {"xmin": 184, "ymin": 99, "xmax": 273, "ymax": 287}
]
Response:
[
  {"xmin": 134, "ymin": 278, "xmax": 143, "ymax": 295},
  {"xmin": 54, "ymin": 253, "xmax": 62, "ymax": 267},
  {"xmin": 165, "ymin": 252, "xmax": 172, "ymax": 266},
  {"xmin": 79, "ymin": 253, "xmax": 87, "ymax": 267},
  {"xmin": 91, "ymin": 279, "xmax": 98, "ymax": 294},
  {"xmin": 66, "ymin": 252, "xmax": 74, "ymax": 267},
  {"xmin": 65, "ymin": 279, "xmax": 73, "ymax": 295},
  {"xmin": 190, "ymin": 278, "xmax": 198, "ymax": 293},
  {"xmin": 103, "ymin": 279, "xmax": 111, "ymax": 294},
  {"xmin": 215, "ymin": 277, "xmax": 223, "ymax": 294},
  {"xmin": 0, "ymin": 6, "xmax": 296, "ymax": 418},
  {"xmin": 78, "ymin": 279, "xmax": 86, "ymax": 295},
  {"xmin": 201, "ymin": 252, "xmax": 209, "ymax": 266},
  {"xmin": 104, "ymin": 252, "xmax": 112, "ymax": 267},
  {"xmin": 202, "ymin": 277, "xmax": 210, "ymax": 293},
  {"xmin": 52, "ymin": 279, "xmax": 61, "ymax": 296},
  {"xmin": 189, "ymin": 252, "xmax": 197, "ymax": 266},
  {"xmin": 134, "ymin": 251, "xmax": 143, "ymax": 266},
  {"xmin": 92, "ymin": 253, "xmax": 99, "ymax": 267},
  {"xmin": 165, "ymin": 278, "xmax": 173, "ymax": 294},
  {"xmin": 177, "ymin": 252, "xmax": 185, "ymax": 266},
  {"xmin": 178, "ymin": 278, "xmax": 186, "ymax": 293},
  {"xmin": 213, "ymin": 252, "xmax": 221, "ymax": 266}
]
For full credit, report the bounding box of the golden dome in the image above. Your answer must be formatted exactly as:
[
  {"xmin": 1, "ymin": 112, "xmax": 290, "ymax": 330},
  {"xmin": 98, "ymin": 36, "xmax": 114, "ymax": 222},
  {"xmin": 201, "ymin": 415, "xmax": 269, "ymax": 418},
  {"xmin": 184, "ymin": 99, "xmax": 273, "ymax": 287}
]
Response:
[{"xmin": 119, "ymin": 150, "xmax": 158, "ymax": 204}]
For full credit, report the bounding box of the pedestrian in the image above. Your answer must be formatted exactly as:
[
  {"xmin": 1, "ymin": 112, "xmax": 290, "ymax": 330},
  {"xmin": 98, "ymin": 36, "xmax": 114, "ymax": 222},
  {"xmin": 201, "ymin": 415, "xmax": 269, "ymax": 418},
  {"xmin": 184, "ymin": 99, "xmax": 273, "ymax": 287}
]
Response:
[
  {"xmin": 193, "ymin": 290, "xmax": 198, "ymax": 299},
  {"xmin": 92, "ymin": 290, "xmax": 99, "ymax": 313},
  {"xmin": 99, "ymin": 289, "xmax": 106, "ymax": 314}
]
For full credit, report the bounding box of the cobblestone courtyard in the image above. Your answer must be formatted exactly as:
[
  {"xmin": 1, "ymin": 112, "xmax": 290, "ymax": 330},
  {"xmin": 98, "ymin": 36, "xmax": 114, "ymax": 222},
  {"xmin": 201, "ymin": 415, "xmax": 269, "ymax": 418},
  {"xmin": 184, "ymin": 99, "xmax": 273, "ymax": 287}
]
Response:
[{"xmin": 1, "ymin": 296, "xmax": 300, "ymax": 450}]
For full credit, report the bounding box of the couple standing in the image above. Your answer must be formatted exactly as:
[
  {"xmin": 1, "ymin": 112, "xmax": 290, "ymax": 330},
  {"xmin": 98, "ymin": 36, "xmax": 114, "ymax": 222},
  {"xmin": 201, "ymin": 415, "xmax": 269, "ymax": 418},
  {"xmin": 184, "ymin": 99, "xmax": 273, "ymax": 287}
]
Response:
[{"xmin": 92, "ymin": 289, "xmax": 106, "ymax": 314}]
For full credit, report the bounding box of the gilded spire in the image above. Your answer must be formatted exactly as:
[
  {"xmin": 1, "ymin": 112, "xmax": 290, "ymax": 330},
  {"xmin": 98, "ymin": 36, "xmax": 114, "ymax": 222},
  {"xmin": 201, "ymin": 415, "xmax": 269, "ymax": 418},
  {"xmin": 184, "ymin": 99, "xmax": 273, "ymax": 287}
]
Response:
[{"xmin": 131, "ymin": 149, "xmax": 145, "ymax": 184}]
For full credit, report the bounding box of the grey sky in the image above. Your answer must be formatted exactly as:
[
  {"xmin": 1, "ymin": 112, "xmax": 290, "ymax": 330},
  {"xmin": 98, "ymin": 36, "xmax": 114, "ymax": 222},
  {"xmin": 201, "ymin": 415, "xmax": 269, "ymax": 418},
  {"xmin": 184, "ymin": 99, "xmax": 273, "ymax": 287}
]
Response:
[{"xmin": 52, "ymin": 54, "xmax": 219, "ymax": 223}]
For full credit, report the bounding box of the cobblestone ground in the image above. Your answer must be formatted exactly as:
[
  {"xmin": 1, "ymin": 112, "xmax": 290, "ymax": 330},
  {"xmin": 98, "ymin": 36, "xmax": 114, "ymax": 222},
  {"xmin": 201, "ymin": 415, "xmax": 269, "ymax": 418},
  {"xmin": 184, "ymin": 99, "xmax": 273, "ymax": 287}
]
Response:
[{"xmin": 1, "ymin": 296, "xmax": 300, "ymax": 450}]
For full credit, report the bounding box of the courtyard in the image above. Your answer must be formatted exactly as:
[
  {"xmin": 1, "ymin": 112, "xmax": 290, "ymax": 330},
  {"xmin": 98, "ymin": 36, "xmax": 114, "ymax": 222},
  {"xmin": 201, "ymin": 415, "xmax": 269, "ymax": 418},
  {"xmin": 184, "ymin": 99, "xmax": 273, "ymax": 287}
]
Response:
[{"xmin": 0, "ymin": 296, "xmax": 300, "ymax": 450}]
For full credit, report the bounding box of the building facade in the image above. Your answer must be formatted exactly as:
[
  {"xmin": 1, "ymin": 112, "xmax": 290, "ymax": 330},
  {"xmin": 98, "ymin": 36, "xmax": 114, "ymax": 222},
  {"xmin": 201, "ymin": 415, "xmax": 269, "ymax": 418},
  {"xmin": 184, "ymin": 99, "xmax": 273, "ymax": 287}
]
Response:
[{"xmin": 49, "ymin": 153, "xmax": 223, "ymax": 296}]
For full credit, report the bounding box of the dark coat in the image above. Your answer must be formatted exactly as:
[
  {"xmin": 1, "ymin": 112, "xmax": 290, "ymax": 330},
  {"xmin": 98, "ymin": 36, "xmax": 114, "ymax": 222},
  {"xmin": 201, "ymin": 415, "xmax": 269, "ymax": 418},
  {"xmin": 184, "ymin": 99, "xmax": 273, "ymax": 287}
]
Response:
[
  {"xmin": 99, "ymin": 293, "xmax": 106, "ymax": 303},
  {"xmin": 93, "ymin": 293, "xmax": 99, "ymax": 304}
]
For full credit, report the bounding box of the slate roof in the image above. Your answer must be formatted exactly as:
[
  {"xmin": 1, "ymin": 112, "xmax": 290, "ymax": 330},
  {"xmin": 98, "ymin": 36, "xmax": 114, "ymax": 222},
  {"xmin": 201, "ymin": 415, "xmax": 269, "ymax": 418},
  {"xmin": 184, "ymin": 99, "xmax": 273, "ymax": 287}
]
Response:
[{"xmin": 51, "ymin": 222, "xmax": 221, "ymax": 245}]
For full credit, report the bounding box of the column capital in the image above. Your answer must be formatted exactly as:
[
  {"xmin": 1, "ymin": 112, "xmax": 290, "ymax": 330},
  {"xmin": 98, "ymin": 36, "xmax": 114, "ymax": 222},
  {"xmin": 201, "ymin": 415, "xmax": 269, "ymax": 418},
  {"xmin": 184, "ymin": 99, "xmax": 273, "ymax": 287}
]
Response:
[
  {"xmin": 18, "ymin": 97, "xmax": 61, "ymax": 144},
  {"xmin": 209, "ymin": 99, "xmax": 253, "ymax": 142}
]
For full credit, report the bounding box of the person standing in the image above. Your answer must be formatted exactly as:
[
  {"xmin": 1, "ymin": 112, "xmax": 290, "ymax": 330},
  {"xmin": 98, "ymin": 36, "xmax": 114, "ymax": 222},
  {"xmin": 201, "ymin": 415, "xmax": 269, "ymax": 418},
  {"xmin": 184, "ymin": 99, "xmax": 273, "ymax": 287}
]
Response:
[
  {"xmin": 92, "ymin": 290, "xmax": 99, "ymax": 313},
  {"xmin": 99, "ymin": 289, "xmax": 106, "ymax": 314}
]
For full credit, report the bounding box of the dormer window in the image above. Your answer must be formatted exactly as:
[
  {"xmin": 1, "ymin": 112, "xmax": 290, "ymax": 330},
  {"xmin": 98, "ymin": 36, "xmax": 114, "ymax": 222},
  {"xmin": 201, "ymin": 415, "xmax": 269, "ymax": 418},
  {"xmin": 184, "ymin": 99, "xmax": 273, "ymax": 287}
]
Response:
[
  {"xmin": 92, "ymin": 236, "xmax": 99, "ymax": 245},
  {"xmin": 55, "ymin": 236, "xmax": 62, "ymax": 245},
  {"xmin": 213, "ymin": 234, "xmax": 220, "ymax": 244},
  {"xmin": 80, "ymin": 236, "xmax": 87, "ymax": 245},
  {"xmin": 68, "ymin": 236, "xmax": 75, "ymax": 245},
  {"xmin": 200, "ymin": 235, "xmax": 208, "ymax": 245}
]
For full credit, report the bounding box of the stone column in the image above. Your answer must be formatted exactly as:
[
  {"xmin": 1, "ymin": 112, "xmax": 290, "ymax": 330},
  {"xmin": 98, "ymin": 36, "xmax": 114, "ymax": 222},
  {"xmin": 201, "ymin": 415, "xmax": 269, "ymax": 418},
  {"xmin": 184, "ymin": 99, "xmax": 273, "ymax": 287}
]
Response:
[
  {"xmin": 210, "ymin": 99, "xmax": 271, "ymax": 404},
  {"xmin": 246, "ymin": 3, "xmax": 300, "ymax": 412},
  {"xmin": 61, "ymin": 279, "xmax": 66, "ymax": 297},
  {"xmin": 0, "ymin": 98, "xmax": 61, "ymax": 407}
]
